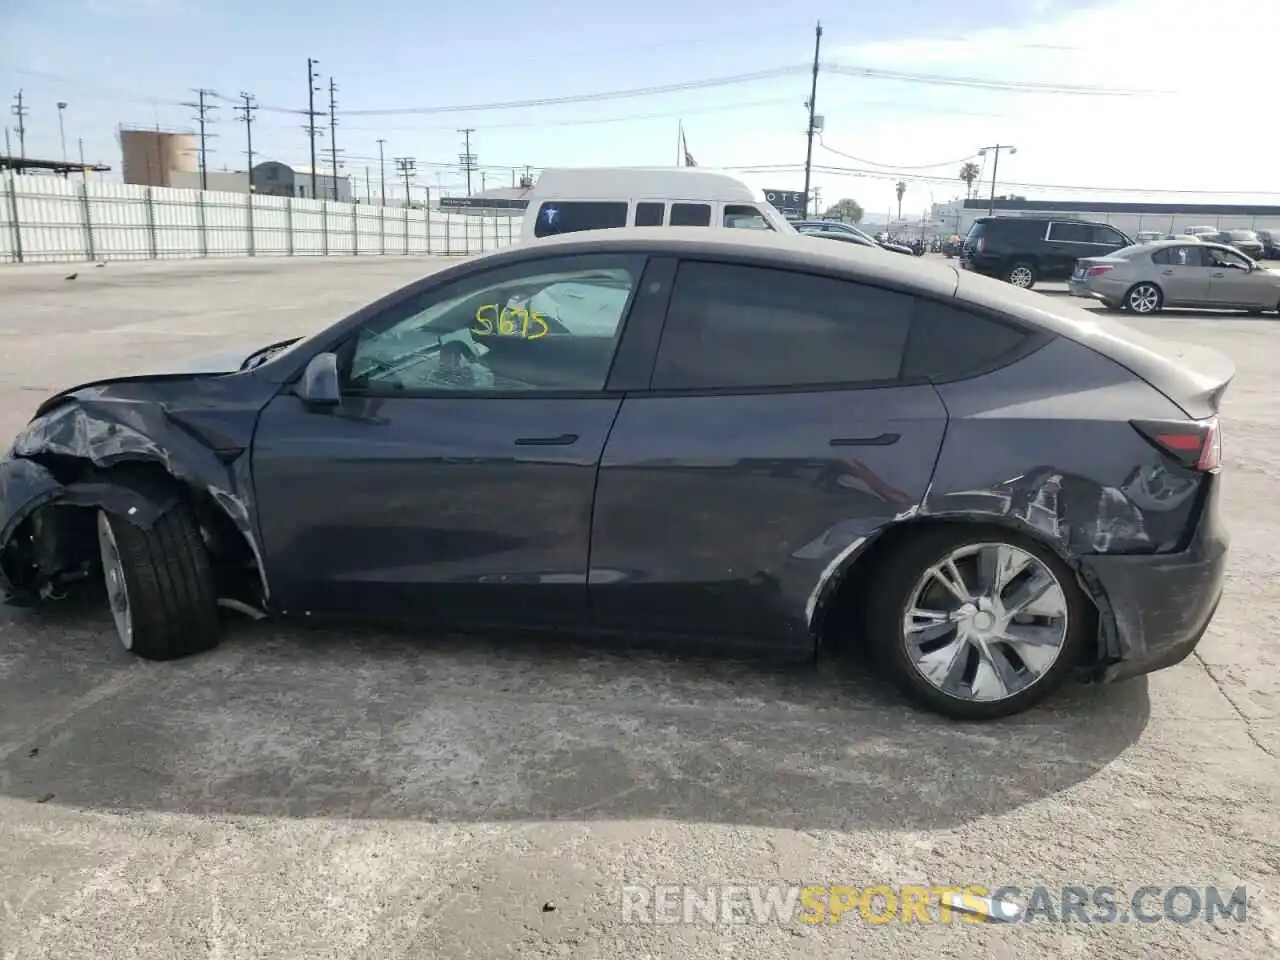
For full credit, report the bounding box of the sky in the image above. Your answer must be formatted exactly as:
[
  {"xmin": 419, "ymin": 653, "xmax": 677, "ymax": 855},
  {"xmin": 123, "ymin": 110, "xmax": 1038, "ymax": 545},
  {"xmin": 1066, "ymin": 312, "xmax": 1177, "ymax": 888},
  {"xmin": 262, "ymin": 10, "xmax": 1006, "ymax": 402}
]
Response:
[{"xmin": 4, "ymin": 0, "xmax": 1279, "ymax": 221}]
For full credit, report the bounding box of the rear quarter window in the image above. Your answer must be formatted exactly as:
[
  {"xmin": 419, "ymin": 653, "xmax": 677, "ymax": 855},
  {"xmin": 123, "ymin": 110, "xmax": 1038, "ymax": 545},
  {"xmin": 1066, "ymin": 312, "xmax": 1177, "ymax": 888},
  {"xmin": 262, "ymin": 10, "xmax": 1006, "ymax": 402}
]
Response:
[{"xmin": 901, "ymin": 300, "xmax": 1036, "ymax": 381}]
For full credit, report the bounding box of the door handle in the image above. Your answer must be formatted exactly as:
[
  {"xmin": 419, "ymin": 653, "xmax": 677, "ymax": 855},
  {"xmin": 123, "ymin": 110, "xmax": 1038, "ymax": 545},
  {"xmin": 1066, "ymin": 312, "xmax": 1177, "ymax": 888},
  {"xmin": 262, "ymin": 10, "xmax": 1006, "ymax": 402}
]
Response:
[
  {"xmin": 1161, "ymin": 269, "xmax": 1174, "ymax": 275},
  {"xmin": 829, "ymin": 433, "xmax": 900, "ymax": 447},
  {"xmin": 514, "ymin": 433, "xmax": 579, "ymax": 446},
  {"xmin": 1211, "ymin": 272, "xmax": 1225, "ymax": 278}
]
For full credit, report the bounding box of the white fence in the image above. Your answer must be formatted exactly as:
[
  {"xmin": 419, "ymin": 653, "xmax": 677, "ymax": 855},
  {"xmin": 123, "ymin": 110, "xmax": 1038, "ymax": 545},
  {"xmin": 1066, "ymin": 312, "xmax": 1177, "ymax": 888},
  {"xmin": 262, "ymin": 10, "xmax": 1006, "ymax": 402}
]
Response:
[{"xmin": 0, "ymin": 175, "xmax": 525, "ymax": 264}]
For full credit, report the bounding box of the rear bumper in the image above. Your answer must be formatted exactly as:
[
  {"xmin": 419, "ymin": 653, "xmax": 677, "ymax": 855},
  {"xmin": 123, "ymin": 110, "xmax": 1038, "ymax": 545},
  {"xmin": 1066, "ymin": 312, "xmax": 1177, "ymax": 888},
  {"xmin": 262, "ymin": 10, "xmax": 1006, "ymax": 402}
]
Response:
[
  {"xmin": 1067, "ymin": 279, "xmax": 1099, "ymax": 299},
  {"xmin": 1081, "ymin": 475, "xmax": 1229, "ymax": 683}
]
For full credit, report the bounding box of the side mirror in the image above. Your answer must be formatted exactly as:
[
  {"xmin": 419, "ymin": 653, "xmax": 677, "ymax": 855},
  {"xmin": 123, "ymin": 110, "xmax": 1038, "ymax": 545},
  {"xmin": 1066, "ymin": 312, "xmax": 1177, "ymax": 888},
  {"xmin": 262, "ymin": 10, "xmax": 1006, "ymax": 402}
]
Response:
[{"xmin": 297, "ymin": 352, "xmax": 341, "ymax": 406}]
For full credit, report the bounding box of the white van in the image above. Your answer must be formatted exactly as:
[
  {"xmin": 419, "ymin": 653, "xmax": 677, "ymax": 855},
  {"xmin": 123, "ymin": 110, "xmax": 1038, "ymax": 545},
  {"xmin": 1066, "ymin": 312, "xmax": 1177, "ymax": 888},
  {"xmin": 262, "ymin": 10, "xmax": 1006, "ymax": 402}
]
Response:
[{"xmin": 520, "ymin": 167, "xmax": 796, "ymax": 243}]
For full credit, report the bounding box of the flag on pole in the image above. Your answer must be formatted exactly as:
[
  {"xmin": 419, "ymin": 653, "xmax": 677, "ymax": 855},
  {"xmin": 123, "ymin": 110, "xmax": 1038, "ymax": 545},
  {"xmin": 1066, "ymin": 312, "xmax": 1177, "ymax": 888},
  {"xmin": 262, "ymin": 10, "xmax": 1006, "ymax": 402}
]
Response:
[{"xmin": 681, "ymin": 126, "xmax": 697, "ymax": 167}]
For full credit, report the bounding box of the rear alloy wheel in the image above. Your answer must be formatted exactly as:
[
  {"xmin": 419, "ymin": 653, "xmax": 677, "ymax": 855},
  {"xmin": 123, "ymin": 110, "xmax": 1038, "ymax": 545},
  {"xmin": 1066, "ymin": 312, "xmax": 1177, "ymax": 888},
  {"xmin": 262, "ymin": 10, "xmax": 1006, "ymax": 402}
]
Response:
[
  {"xmin": 1005, "ymin": 262, "xmax": 1037, "ymax": 289},
  {"xmin": 1125, "ymin": 283, "xmax": 1163, "ymax": 314},
  {"xmin": 865, "ymin": 528, "xmax": 1090, "ymax": 720},
  {"xmin": 96, "ymin": 505, "xmax": 221, "ymax": 660}
]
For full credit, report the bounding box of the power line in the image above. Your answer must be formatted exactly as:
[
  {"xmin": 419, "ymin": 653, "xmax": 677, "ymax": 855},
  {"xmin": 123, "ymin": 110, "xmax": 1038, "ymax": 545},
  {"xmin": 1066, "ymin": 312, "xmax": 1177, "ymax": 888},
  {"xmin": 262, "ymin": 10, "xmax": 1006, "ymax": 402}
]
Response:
[
  {"xmin": 818, "ymin": 136, "xmax": 981, "ymax": 170},
  {"xmin": 822, "ymin": 62, "xmax": 1166, "ymax": 96}
]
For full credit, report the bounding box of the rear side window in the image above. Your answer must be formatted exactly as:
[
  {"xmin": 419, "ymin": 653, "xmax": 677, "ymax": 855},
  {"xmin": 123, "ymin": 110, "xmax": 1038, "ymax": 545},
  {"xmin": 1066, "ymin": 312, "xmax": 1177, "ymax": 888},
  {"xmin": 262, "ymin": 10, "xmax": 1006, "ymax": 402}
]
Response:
[
  {"xmin": 670, "ymin": 203, "xmax": 712, "ymax": 227},
  {"xmin": 634, "ymin": 202, "xmax": 664, "ymax": 227},
  {"xmin": 1049, "ymin": 221, "xmax": 1094, "ymax": 242},
  {"xmin": 652, "ymin": 262, "xmax": 913, "ymax": 390},
  {"xmin": 901, "ymin": 301, "xmax": 1032, "ymax": 381},
  {"xmin": 532, "ymin": 201, "xmax": 628, "ymax": 238},
  {"xmin": 1152, "ymin": 245, "xmax": 1205, "ymax": 266}
]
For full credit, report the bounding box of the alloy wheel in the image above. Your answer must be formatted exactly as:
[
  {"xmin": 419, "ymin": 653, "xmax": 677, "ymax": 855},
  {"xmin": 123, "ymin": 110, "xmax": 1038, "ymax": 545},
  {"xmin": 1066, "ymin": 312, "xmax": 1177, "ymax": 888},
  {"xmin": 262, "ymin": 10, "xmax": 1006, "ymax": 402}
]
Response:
[
  {"xmin": 901, "ymin": 542, "xmax": 1069, "ymax": 703},
  {"xmin": 1127, "ymin": 284, "xmax": 1161, "ymax": 314},
  {"xmin": 97, "ymin": 512, "xmax": 134, "ymax": 650},
  {"xmin": 1008, "ymin": 265, "xmax": 1034, "ymax": 288}
]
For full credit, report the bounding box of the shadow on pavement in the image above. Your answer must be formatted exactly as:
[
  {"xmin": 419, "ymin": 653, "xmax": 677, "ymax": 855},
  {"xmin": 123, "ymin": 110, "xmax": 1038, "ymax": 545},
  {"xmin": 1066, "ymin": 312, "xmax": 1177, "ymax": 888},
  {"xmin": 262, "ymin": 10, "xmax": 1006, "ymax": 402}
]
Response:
[{"xmin": 0, "ymin": 599, "xmax": 1150, "ymax": 832}]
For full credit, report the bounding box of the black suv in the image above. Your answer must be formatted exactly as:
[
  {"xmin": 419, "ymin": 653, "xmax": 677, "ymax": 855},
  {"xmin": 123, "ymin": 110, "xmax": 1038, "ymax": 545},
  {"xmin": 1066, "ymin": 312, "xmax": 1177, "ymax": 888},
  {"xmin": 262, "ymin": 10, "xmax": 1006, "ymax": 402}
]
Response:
[{"xmin": 961, "ymin": 216, "xmax": 1132, "ymax": 289}]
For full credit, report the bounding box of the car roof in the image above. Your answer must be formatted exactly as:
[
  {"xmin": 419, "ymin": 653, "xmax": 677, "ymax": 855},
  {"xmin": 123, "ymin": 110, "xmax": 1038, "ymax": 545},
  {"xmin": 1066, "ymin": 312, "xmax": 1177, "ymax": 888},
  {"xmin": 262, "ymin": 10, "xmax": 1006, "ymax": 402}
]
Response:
[
  {"xmin": 464, "ymin": 228, "xmax": 1229, "ymax": 415},
  {"xmin": 973, "ymin": 216, "xmax": 1115, "ymax": 228}
]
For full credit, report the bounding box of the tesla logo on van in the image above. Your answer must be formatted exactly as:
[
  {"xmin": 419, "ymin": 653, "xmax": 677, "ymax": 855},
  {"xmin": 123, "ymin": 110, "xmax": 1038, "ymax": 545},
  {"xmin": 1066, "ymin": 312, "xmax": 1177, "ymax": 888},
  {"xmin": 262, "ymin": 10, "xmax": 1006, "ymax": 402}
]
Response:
[{"xmin": 541, "ymin": 206, "xmax": 559, "ymax": 226}]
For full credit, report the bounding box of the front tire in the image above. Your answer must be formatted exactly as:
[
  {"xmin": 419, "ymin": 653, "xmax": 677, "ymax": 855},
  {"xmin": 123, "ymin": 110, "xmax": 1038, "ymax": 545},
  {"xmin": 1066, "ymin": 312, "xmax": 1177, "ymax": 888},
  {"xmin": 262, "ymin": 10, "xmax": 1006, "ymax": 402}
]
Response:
[
  {"xmin": 1004, "ymin": 262, "xmax": 1037, "ymax": 289},
  {"xmin": 864, "ymin": 527, "xmax": 1090, "ymax": 720},
  {"xmin": 1125, "ymin": 282, "xmax": 1163, "ymax": 314},
  {"xmin": 97, "ymin": 505, "xmax": 221, "ymax": 660}
]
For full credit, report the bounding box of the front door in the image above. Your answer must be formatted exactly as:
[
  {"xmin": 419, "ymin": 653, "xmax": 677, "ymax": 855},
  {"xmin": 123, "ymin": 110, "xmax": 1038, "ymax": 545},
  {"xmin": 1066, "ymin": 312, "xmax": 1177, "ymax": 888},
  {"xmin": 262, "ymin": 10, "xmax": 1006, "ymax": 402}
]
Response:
[
  {"xmin": 250, "ymin": 251, "xmax": 652, "ymax": 627},
  {"xmin": 1205, "ymin": 246, "xmax": 1273, "ymax": 308}
]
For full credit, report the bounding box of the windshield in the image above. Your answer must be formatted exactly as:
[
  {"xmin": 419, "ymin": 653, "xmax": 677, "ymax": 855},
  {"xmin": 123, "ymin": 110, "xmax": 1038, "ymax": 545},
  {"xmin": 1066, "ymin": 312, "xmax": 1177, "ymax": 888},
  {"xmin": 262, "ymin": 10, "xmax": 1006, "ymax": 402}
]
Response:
[{"xmin": 1227, "ymin": 231, "xmax": 1257, "ymax": 241}]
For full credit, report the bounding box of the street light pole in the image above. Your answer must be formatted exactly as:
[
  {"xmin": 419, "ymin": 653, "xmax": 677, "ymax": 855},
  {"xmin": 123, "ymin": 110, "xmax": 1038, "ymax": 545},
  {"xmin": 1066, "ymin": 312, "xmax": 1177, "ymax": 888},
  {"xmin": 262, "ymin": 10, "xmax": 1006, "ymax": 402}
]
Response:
[
  {"xmin": 978, "ymin": 144, "xmax": 1017, "ymax": 215},
  {"xmin": 56, "ymin": 102, "xmax": 68, "ymax": 162}
]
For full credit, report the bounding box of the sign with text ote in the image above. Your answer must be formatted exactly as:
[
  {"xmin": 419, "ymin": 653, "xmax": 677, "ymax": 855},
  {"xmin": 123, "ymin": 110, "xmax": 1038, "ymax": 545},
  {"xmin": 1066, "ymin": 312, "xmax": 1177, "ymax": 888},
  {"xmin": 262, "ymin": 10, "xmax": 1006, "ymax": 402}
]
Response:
[{"xmin": 763, "ymin": 189, "xmax": 808, "ymax": 215}]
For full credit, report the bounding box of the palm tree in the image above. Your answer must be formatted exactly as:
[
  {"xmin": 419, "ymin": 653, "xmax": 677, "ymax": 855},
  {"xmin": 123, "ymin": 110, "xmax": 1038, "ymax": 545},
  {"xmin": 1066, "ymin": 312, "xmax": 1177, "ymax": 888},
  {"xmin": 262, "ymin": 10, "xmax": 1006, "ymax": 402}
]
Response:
[
  {"xmin": 895, "ymin": 181, "xmax": 906, "ymax": 220},
  {"xmin": 959, "ymin": 162, "xmax": 981, "ymax": 199}
]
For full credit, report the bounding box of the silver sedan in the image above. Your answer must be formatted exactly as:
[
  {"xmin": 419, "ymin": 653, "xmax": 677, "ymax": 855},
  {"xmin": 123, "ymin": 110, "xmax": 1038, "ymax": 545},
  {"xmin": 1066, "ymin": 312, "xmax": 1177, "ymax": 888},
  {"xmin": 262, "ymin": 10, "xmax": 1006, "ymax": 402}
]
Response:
[{"xmin": 1068, "ymin": 238, "xmax": 1280, "ymax": 315}]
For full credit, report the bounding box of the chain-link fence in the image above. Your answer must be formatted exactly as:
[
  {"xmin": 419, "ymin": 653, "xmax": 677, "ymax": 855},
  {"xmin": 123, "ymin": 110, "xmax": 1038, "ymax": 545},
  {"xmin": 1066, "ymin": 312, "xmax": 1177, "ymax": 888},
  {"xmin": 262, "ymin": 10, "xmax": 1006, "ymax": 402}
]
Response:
[{"xmin": 1, "ymin": 174, "xmax": 524, "ymax": 264}]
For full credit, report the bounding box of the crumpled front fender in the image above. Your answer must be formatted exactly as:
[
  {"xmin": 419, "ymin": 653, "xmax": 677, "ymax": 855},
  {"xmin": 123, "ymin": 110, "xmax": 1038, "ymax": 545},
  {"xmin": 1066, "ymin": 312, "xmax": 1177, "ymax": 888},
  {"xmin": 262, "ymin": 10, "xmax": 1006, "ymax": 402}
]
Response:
[{"xmin": 0, "ymin": 454, "xmax": 181, "ymax": 598}]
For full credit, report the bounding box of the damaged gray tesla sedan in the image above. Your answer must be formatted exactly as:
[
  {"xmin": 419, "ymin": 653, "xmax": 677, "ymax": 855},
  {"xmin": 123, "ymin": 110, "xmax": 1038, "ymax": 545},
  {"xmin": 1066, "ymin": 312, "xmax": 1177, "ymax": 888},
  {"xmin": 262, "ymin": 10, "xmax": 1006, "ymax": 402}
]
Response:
[{"xmin": 0, "ymin": 228, "xmax": 1232, "ymax": 720}]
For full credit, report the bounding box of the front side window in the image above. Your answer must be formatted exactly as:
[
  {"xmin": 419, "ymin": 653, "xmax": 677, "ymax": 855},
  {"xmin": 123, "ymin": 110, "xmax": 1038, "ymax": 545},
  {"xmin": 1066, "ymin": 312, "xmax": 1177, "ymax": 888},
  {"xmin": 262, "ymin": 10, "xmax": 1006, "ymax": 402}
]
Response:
[
  {"xmin": 1091, "ymin": 225, "xmax": 1128, "ymax": 246},
  {"xmin": 345, "ymin": 254, "xmax": 646, "ymax": 394},
  {"xmin": 1206, "ymin": 246, "xmax": 1251, "ymax": 269},
  {"xmin": 532, "ymin": 201, "xmax": 629, "ymax": 238},
  {"xmin": 723, "ymin": 205, "xmax": 773, "ymax": 230},
  {"xmin": 651, "ymin": 261, "xmax": 913, "ymax": 391},
  {"xmin": 669, "ymin": 203, "xmax": 712, "ymax": 227}
]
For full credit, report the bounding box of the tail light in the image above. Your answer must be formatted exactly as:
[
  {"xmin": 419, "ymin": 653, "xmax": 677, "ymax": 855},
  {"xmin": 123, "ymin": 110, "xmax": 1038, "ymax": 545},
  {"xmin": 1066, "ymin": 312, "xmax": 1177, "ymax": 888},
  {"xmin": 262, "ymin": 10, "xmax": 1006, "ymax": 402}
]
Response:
[
  {"xmin": 1085, "ymin": 265, "xmax": 1113, "ymax": 277},
  {"xmin": 1131, "ymin": 417, "xmax": 1222, "ymax": 472}
]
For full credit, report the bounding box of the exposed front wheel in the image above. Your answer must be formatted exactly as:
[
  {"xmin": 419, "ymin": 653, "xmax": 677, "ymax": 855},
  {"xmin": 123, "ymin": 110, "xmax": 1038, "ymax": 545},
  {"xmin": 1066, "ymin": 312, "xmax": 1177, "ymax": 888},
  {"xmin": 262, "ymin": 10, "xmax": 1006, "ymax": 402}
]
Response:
[
  {"xmin": 864, "ymin": 527, "xmax": 1091, "ymax": 720},
  {"xmin": 1125, "ymin": 283, "xmax": 1163, "ymax": 314},
  {"xmin": 97, "ymin": 505, "xmax": 221, "ymax": 660},
  {"xmin": 1004, "ymin": 262, "xmax": 1037, "ymax": 288}
]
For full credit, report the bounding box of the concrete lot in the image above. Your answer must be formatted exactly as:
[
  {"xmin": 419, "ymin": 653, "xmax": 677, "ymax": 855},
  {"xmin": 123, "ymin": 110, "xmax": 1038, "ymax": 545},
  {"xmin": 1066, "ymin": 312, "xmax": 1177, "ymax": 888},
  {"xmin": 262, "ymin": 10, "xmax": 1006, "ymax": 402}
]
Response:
[{"xmin": 0, "ymin": 256, "xmax": 1277, "ymax": 959}]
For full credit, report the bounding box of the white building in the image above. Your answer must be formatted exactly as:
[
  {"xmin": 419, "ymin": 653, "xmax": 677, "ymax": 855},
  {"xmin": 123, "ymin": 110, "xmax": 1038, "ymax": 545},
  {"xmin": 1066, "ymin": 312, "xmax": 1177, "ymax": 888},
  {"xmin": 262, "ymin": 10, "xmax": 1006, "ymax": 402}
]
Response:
[{"xmin": 250, "ymin": 161, "xmax": 352, "ymax": 202}]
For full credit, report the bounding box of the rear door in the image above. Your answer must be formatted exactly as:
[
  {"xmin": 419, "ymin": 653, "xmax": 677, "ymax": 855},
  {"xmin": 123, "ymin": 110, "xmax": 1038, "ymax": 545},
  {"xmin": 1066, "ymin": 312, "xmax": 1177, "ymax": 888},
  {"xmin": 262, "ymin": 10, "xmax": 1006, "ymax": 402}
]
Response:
[{"xmin": 587, "ymin": 259, "xmax": 950, "ymax": 647}]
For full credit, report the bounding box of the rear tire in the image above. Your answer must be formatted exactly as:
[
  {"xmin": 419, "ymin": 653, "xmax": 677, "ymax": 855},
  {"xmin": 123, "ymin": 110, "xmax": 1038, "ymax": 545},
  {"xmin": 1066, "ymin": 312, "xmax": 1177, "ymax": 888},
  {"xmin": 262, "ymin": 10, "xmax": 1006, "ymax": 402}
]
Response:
[
  {"xmin": 863, "ymin": 526, "xmax": 1091, "ymax": 721},
  {"xmin": 97, "ymin": 504, "xmax": 221, "ymax": 660},
  {"xmin": 1124, "ymin": 282, "xmax": 1163, "ymax": 314},
  {"xmin": 1004, "ymin": 262, "xmax": 1037, "ymax": 289}
]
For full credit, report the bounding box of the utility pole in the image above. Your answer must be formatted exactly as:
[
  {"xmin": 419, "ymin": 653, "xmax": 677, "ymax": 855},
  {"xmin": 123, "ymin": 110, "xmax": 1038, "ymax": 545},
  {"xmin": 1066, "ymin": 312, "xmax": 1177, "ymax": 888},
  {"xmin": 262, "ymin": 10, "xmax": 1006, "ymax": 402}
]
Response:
[
  {"xmin": 188, "ymin": 88, "xmax": 217, "ymax": 190},
  {"xmin": 395, "ymin": 156, "xmax": 415, "ymax": 208},
  {"xmin": 978, "ymin": 144, "xmax": 1017, "ymax": 215},
  {"xmin": 327, "ymin": 76, "xmax": 340, "ymax": 200},
  {"xmin": 56, "ymin": 101, "xmax": 68, "ymax": 162},
  {"xmin": 802, "ymin": 21, "xmax": 822, "ymax": 219},
  {"xmin": 364, "ymin": 166, "xmax": 371, "ymax": 203},
  {"xmin": 235, "ymin": 92, "xmax": 257, "ymax": 178},
  {"xmin": 305, "ymin": 58, "xmax": 322, "ymax": 199},
  {"xmin": 458, "ymin": 128, "xmax": 476, "ymax": 196},
  {"xmin": 376, "ymin": 138, "xmax": 387, "ymax": 205},
  {"xmin": 10, "ymin": 89, "xmax": 28, "ymax": 158}
]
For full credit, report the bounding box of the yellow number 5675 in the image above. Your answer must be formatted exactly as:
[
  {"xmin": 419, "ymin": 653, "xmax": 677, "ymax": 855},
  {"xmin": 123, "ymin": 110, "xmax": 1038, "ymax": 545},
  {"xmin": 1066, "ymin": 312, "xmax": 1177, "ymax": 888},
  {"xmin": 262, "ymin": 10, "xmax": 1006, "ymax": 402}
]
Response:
[{"xmin": 473, "ymin": 304, "xmax": 549, "ymax": 340}]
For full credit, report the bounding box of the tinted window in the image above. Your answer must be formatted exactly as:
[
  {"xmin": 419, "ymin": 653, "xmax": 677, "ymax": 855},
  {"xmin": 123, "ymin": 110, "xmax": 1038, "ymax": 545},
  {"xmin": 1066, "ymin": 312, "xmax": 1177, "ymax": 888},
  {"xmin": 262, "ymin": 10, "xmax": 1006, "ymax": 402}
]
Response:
[
  {"xmin": 901, "ymin": 301, "xmax": 1031, "ymax": 380},
  {"xmin": 345, "ymin": 254, "xmax": 646, "ymax": 393},
  {"xmin": 1091, "ymin": 225, "xmax": 1128, "ymax": 245},
  {"xmin": 635, "ymin": 202, "xmax": 664, "ymax": 227},
  {"xmin": 532, "ymin": 201, "xmax": 628, "ymax": 238},
  {"xmin": 651, "ymin": 262, "xmax": 912, "ymax": 390},
  {"xmin": 670, "ymin": 203, "xmax": 712, "ymax": 227},
  {"xmin": 723, "ymin": 204, "xmax": 773, "ymax": 230},
  {"xmin": 1049, "ymin": 221, "xmax": 1093, "ymax": 242},
  {"xmin": 1226, "ymin": 231, "xmax": 1257, "ymax": 241}
]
